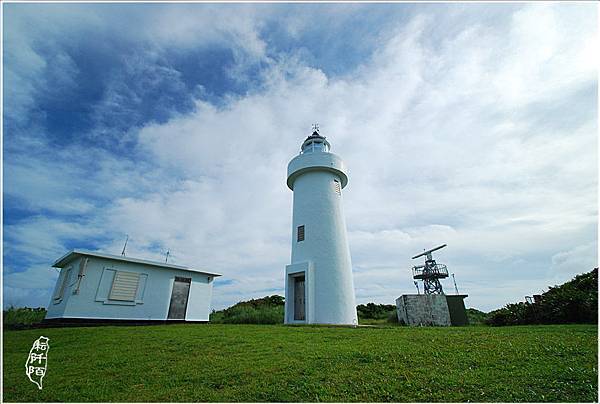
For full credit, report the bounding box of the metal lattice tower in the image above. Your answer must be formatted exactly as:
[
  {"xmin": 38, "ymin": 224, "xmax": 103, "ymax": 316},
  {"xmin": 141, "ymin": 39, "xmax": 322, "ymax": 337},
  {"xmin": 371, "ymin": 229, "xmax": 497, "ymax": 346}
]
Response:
[{"xmin": 411, "ymin": 244, "xmax": 449, "ymax": 294}]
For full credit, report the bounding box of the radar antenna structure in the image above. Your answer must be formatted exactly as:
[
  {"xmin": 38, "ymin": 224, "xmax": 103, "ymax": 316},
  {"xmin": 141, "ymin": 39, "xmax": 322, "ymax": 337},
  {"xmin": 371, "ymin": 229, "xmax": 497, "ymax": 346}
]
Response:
[{"xmin": 411, "ymin": 244, "xmax": 449, "ymax": 295}]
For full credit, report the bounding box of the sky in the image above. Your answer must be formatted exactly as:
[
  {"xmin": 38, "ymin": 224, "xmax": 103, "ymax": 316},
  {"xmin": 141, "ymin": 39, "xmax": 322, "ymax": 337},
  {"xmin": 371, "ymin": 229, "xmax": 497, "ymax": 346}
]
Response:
[{"xmin": 3, "ymin": 3, "xmax": 598, "ymax": 312}]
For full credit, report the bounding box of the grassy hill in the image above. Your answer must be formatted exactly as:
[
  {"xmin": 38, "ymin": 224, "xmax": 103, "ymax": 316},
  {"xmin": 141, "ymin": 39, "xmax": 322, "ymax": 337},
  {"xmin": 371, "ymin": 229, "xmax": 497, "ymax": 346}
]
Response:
[{"xmin": 4, "ymin": 324, "xmax": 597, "ymax": 402}]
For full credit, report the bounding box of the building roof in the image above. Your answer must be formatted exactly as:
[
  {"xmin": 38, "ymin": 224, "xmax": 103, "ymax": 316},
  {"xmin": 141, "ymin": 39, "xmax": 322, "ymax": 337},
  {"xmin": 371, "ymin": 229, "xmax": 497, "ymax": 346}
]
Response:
[{"xmin": 52, "ymin": 249, "xmax": 222, "ymax": 277}]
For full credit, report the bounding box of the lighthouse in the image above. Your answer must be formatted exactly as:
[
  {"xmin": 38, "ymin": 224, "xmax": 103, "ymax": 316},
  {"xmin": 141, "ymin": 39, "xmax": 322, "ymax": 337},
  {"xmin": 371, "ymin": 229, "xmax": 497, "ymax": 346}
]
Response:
[{"xmin": 284, "ymin": 127, "xmax": 358, "ymax": 325}]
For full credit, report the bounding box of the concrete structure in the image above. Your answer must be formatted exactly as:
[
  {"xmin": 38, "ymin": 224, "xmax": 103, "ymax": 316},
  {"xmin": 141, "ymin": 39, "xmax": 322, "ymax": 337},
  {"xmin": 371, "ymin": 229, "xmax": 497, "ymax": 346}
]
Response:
[
  {"xmin": 396, "ymin": 294, "xmax": 469, "ymax": 326},
  {"xmin": 45, "ymin": 250, "xmax": 221, "ymax": 322},
  {"xmin": 284, "ymin": 130, "xmax": 358, "ymax": 325}
]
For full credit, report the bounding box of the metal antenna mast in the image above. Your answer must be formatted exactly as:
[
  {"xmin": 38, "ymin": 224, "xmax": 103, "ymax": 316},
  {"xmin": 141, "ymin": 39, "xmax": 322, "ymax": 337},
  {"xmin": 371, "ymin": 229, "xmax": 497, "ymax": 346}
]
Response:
[
  {"xmin": 121, "ymin": 235, "xmax": 129, "ymax": 257},
  {"xmin": 451, "ymin": 273, "xmax": 459, "ymax": 295},
  {"xmin": 411, "ymin": 244, "xmax": 448, "ymax": 294},
  {"xmin": 165, "ymin": 249, "xmax": 170, "ymax": 263}
]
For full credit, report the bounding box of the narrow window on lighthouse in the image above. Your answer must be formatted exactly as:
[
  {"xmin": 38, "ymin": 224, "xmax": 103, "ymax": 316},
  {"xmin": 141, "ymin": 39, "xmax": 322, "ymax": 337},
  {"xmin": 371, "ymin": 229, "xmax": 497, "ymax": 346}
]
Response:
[
  {"xmin": 333, "ymin": 179, "xmax": 341, "ymax": 195},
  {"xmin": 297, "ymin": 225, "xmax": 305, "ymax": 242}
]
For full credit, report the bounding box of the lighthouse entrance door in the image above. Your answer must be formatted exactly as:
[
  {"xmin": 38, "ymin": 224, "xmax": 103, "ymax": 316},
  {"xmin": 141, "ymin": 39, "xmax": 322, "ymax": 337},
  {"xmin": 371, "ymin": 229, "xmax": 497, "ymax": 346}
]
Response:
[{"xmin": 294, "ymin": 276, "xmax": 305, "ymax": 321}]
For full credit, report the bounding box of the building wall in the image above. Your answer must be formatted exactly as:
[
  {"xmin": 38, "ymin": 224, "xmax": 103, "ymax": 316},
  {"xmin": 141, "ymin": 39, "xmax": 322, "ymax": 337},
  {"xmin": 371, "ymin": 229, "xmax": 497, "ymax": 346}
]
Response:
[
  {"xmin": 395, "ymin": 294, "xmax": 452, "ymax": 326},
  {"xmin": 46, "ymin": 257, "xmax": 214, "ymax": 321},
  {"xmin": 186, "ymin": 275, "xmax": 214, "ymax": 321},
  {"xmin": 45, "ymin": 258, "xmax": 83, "ymax": 320},
  {"xmin": 288, "ymin": 164, "xmax": 357, "ymax": 325}
]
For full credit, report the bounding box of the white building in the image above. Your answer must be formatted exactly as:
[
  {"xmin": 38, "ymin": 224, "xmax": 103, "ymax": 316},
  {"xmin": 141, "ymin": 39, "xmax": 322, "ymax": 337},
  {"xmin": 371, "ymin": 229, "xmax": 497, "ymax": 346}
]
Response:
[
  {"xmin": 45, "ymin": 250, "xmax": 221, "ymax": 323},
  {"xmin": 284, "ymin": 130, "xmax": 358, "ymax": 325}
]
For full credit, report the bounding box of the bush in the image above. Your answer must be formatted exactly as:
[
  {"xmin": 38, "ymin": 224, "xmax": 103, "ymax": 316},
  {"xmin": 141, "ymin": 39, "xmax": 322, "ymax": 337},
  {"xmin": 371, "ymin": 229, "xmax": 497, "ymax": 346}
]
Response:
[
  {"xmin": 3, "ymin": 307, "xmax": 47, "ymax": 329},
  {"xmin": 215, "ymin": 305, "xmax": 284, "ymax": 324},
  {"xmin": 357, "ymin": 303, "xmax": 396, "ymax": 320},
  {"xmin": 466, "ymin": 308, "xmax": 488, "ymax": 325},
  {"xmin": 210, "ymin": 295, "xmax": 285, "ymax": 324},
  {"xmin": 486, "ymin": 268, "xmax": 598, "ymax": 326},
  {"xmin": 211, "ymin": 298, "xmax": 401, "ymax": 325},
  {"xmin": 386, "ymin": 310, "xmax": 399, "ymax": 324}
]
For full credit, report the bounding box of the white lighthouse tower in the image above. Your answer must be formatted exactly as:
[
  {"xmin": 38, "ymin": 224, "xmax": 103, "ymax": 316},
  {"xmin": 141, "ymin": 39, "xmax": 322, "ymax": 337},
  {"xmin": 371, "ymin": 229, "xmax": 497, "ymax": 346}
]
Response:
[{"xmin": 284, "ymin": 127, "xmax": 358, "ymax": 325}]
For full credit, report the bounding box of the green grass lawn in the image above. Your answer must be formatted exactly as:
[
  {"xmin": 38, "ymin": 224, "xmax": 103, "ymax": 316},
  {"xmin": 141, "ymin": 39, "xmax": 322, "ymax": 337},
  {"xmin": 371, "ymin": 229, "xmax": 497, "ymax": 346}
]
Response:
[{"xmin": 3, "ymin": 324, "xmax": 597, "ymax": 402}]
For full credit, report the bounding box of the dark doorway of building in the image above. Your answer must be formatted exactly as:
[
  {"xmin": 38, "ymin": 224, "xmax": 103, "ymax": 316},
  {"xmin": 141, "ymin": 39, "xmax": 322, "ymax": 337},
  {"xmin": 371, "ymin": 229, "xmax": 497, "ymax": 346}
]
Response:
[
  {"xmin": 294, "ymin": 275, "xmax": 305, "ymax": 321},
  {"xmin": 167, "ymin": 277, "xmax": 191, "ymax": 320}
]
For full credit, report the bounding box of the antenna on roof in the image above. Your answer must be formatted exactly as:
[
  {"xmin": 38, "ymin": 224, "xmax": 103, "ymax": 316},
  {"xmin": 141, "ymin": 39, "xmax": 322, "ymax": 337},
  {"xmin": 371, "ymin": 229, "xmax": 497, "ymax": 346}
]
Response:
[
  {"xmin": 451, "ymin": 273, "xmax": 459, "ymax": 295},
  {"xmin": 165, "ymin": 249, "xmax": 170, "ymax": 263},
  {"xmin": 312, "ymin": 123, "xmax": 319, "ymax": 133},
  {"xmin": 121, "ymin": 235, "xmax": 129, "ymax": 257},
  {"xmin": 411, "ymin": 244, "xmax": 447, "ymax": 260}
]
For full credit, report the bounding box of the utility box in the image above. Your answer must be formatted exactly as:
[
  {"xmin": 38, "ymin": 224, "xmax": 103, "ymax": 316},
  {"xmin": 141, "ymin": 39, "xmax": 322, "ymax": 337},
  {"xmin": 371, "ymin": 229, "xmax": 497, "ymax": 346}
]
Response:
[{"xmin": 396, "ymin": 294, "xmax": 469, "ymax": 326}]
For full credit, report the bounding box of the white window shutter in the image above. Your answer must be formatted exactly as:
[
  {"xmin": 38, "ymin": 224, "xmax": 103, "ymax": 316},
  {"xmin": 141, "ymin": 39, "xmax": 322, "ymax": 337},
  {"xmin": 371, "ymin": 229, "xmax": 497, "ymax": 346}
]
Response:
[
  {"xmin": 53, "ymin": 268, "xmax": 71, "ymax": 301},
  {"xmin": 109, "ymin": 271, "xmax": 140, "ymax": 301},
  {"xmin": 53, "ymin": 270, "xmax": 66, "ymax": 300}
]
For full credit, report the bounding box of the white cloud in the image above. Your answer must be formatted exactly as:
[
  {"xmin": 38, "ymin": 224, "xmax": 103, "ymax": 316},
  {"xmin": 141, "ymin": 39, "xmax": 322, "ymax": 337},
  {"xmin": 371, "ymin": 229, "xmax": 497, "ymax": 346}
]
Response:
[
  {"xmin": 3, "ymin": 4, "xmax": 597, "ymax": 312},
  {"xmin": 551, "ymin": 242, "xmax": 598, "ymax": 277}
]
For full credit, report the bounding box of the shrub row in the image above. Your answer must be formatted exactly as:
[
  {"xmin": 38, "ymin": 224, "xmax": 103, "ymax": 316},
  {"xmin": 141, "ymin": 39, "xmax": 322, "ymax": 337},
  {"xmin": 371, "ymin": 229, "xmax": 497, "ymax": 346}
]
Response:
[
  {"xmin": 210, "ymin": 298, "xmax": 401, "ymax": 325},
  {"xmin": 3, "ymin": 307, "xmax": 47, "ymax": 329},
  {"xmin": 210, "ymin": 295, "xmax": 285, "ymax": 324},
  {"xmin": 486, "ymin": 268, "xmax": 597, "ymax": 326},
  {"xmin": 356, "ymin": 302, "xmax": 396, "ymax": 320}
]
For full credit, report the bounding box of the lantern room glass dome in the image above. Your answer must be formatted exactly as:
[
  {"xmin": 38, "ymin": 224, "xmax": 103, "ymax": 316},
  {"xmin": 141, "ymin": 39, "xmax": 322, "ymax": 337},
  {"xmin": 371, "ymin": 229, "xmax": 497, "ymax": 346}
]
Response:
[{"xmin": 300, "ymin": 131, "xmax": 331, "ymax": 154}]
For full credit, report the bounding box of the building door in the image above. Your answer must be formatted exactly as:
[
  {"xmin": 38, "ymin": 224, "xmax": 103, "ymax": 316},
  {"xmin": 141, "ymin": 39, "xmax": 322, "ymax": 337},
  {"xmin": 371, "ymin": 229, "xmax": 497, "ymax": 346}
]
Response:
[
  {"xmin": 167, "ymin": 277, "xmax": 191, "ymax": 320},
  {"xmin": 294, "ymin": 276, "xmax": 305, "ymax": 321}
]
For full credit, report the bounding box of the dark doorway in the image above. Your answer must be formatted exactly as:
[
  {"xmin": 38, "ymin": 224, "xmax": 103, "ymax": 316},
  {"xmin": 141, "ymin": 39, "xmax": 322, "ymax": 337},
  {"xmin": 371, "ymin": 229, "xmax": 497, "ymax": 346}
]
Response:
[
  {"xmin": 294, "ymin": 276, "xmax": 305, "ymax": 321},
  {"xmin": 167, "ymin": 277, "xmax": 191, "ymax": 320}
]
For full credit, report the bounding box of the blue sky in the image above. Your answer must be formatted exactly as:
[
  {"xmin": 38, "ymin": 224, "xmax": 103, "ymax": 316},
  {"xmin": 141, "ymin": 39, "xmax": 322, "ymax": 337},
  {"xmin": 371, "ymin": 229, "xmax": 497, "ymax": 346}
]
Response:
[{"xmin": 3, "ymin": 3, "xmax": 598, "ymax": 311}]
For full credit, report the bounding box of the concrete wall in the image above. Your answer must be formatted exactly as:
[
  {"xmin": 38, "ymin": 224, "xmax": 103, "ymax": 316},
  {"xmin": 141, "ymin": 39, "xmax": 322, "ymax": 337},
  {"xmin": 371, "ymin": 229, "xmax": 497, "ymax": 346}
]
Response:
[
  {"xmin": 396, "ymin": 294, "xmax": 452, "ymax": 326},
  {"xmin": 286, "ymin": 149, "xmax": 357, "ymax": 325},
  {"xmin": 46, "ymin": 257, "xmax": 214, "ymax": 321}
]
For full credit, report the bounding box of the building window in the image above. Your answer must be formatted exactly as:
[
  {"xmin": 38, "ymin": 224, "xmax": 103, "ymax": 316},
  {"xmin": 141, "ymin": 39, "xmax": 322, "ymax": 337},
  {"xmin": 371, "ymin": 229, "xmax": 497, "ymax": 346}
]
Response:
[
  {"xmin": 53, "ymin": 267, "xmax": 72, "ymax": 303},
  {"xmin": 333, "ymin": 179, "xmax": 341, "ymax": 195},
  {"xmin": 297, "ymin": 225, "xmax": 305, "ymax": 242},
  {"xmin": 109, "ymin": 271, "xmax": 141, "ymax": 301}
]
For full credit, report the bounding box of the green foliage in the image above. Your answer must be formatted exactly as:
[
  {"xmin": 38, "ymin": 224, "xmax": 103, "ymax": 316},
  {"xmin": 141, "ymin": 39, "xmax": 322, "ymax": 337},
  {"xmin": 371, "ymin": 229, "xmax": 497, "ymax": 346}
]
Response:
[
  {"xmin": 357, "ymin": 303, "xmax": 396, "ymax": 320},
  {"xmin": 3, "ymin": 324, "xmax": 597, "ymax": 402},
  {"xmin": 211, "ymin": 298, "xmax": 401, "ymax": 325},
  {"xmin": 465, "ymin": 308, "xmax": 489, "ymax": 325},
  {"xmin": 3, "ymin": 307, "xmax": 47, "ymax": 329},
  {"xmin": 386, "ymin": 310, "xmax": 399, "ymax": 324},
  {"xmin": 487, "ymin": 268, "xmax": 598, "ymax": 326},
  {"xmin": 210, "ymin": 295, "xmax": 284, "ymax": 324}
]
